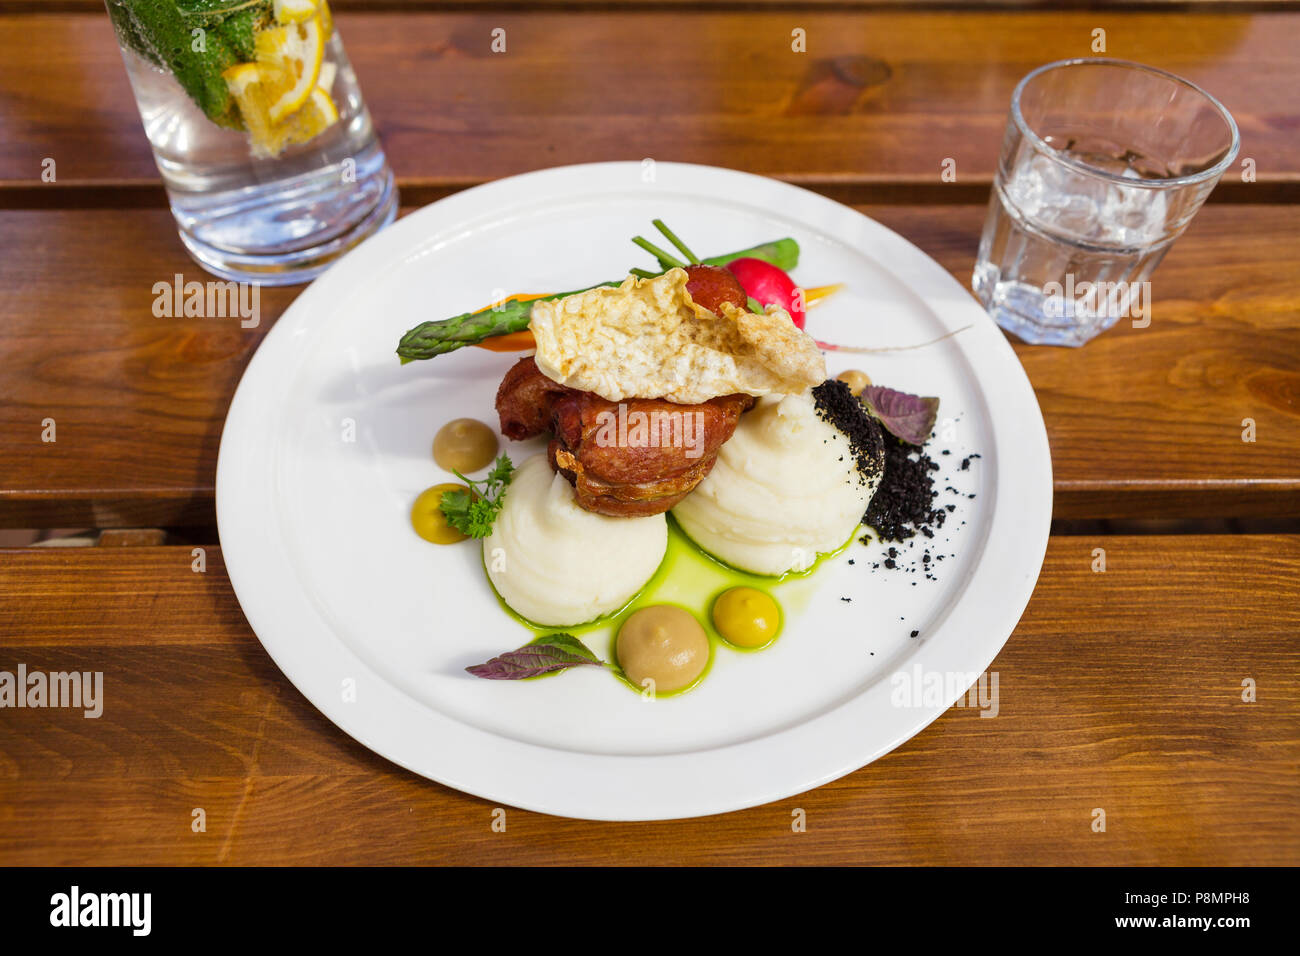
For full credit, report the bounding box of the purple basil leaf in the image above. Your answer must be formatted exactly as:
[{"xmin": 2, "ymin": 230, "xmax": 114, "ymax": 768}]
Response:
[
  {"xmin": 466, "ymin": 633, "xmax": 605, "ymax": 680},
  {"xmin": 861, "ymin": 385, "xmax": 940, "ymax": 446}
]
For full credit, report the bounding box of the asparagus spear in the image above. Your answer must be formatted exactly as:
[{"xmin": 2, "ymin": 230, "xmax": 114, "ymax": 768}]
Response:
[
  {"xmin": 397, "ymin": 285, "xmax": 617, "ymax": 363},
  {"xmin": 396, "ymin": 237, "xmax": 800, "ymax": 362},
  {"xmin": 700, "ymin": 237, "xmax": 798, "ymax": 270}
]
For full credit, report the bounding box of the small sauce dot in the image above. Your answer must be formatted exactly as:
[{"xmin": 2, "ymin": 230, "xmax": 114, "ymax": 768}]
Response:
[
  {"xmin": 712, "ymin": 587, "xmax": 781, "ymax": 649},
  {"xmin": 835, "ymin": 368, "xmax": 871, "ymax": 396},
  {"xmin": 433, "ymin": 418, "xmax": 498, "ymax": 474},
  {"xmin": 410, "ymin": 483, "xmax": 471, "ymax": 545}
]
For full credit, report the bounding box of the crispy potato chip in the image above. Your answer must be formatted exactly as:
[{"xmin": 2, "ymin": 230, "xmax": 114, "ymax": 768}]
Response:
[{"xmin": 529, "ymin": 268, "xmax": 826, "ymax": 403}]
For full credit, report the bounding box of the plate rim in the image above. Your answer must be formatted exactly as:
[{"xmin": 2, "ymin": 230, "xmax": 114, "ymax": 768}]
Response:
[{"xmin": 216, "ymin": 160, "xmax": 1053, "ymax": 820}]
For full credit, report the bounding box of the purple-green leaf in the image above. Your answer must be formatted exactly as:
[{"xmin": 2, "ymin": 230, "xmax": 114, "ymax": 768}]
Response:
[
  {"xmin": 466, "ymin": 633, "xmax": 605, "ymax": 680},
  {"xmin": 861, "ymin": 386, "xmax": 940, "ymax": 446}
]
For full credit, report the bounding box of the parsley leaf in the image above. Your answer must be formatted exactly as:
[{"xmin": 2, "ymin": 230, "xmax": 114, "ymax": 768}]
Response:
[{"xmin": 439, "ymin": 453, "xmax": 515, "ymax": 538}]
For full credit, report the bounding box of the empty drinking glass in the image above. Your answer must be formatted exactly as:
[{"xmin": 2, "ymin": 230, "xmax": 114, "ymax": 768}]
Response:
[{"xmin": 973, "ymin": 58, "xmax": 1239, "ymax": 346}]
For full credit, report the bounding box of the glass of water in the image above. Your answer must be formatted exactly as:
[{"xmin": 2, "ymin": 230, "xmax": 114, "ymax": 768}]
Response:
[
  {"xmin": 973, "ymin": 58, "xmax": 1238, "ymax": 346},
  {"xmin": 106, "ymin": 0, "xmax": 398, "ymax": 284}
]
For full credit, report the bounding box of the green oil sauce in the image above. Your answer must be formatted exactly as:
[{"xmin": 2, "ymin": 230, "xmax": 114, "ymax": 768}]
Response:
[{"xmin": 486, "ymin": 516, "xmax": 856, "ymax": 696}]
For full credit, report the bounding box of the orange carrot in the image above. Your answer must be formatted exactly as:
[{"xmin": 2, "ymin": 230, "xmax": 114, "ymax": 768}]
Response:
[
  {"xmin": 474, "ymin": 329, "xmax": 537, "ymax": 352},
  {"xmin": 471, "ymin": 293, "xmax": 551, "ymax": 315}
]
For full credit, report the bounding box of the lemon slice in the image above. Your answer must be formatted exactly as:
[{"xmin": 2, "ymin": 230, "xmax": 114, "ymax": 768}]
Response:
[
  {"xmin": 264, "ymin": 86, "xmax": 338, "ymax": 153},
  {"xmin": 254, "ymin": 16, "xmax": 325, "ymax": 123},
  {"xmin": 273, "ymin": 0, "xmax": 319, "ymax": 23},
  {"xmin": 222, "ymin": 62, "xmax": 279, "ymax": 152},
  {"xmin": 304, "ymin": 86, "xmax": 338, "ymax": 124},
  {"xmin": 317, "ymin": 60, "xmax": 337, "ymax": 93},
  {"xmin": 223, "ymin": 63, "xmax": 338, "ymax": 157}
]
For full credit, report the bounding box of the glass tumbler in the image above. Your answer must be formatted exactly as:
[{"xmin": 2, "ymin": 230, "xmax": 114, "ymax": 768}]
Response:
[
  {"xmin": 106, "ymin": 0, "xmax": 398, "ymax": 284},
  {"xmin": 973, "ymin": 58, "xmax": 1239, "ymax": 346}
]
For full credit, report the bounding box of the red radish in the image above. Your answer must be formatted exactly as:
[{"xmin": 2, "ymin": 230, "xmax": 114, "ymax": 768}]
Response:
[{"xmin": 725, "ymin": 257, "xmax": 806, "ymax": 328}]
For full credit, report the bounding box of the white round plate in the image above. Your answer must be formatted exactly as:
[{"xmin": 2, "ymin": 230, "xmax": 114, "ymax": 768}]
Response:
[{"xmin": 217, "ymin": 162, "xmax": 1052, "ymax": 821}]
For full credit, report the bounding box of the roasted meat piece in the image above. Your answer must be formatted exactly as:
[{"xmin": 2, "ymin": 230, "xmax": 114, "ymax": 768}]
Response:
[
  {"xmin": 495, "ymin": 352, "xmax": 575, "ymax": 440},
  {"xmin": 495, "ymin": 356, "xmax": 753, "ymax": 516},
  {"xmin": 550, "ymin": 388, "xmax": 753, "ymax": 516}
]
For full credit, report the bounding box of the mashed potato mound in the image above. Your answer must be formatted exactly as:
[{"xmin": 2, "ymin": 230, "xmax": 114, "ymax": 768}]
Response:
[
  {"xmin": 484, "ymin": 455, "xmax": 667, "ymax": 626},
  {"xmin": 529, "ymin": 268, "xmax": 826, "ymax": 404},
  {"xmin": 672, "ymin": 390, "xmax": 878, "ymax": 575}
]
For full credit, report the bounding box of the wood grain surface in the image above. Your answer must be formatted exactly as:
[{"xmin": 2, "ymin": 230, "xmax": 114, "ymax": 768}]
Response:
[
  {"xmin": 0, "ymin": 536, "xmax": 1295, "ymax": 864},
  {"xmin": 2, "ymin": 204, "xmax": 1295, "ymax": 527},
  {"xmin": 1, "ymin": 11, "xmax": 1295, "ymax": 203}
]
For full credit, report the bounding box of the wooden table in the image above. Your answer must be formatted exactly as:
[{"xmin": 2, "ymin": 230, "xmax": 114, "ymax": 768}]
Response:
[{"xmin": 1, "ymin": 3, "xmax": 1296, "ymax": 865}]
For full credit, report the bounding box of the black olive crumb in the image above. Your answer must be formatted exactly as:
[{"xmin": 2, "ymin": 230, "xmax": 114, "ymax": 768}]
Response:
[
  {"xmin": 817, "ymin": 377, "xmax": 981, "ymax": 583},
  {"xmin": 811, "ymin": 379, "xmax": 886, "ymax": 489},
  {"xmin": 861, "ymin": 432, "xmax": 950, "ymax": 544}
]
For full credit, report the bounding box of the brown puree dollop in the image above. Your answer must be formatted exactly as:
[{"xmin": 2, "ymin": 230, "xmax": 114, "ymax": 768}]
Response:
[
  {"xmin": 616, "ymin": 605, "xmax": 710, "ymax": 694},
  {"xmin": 434, "ymin": 418, "xmax": 498, "ymax": 474}
]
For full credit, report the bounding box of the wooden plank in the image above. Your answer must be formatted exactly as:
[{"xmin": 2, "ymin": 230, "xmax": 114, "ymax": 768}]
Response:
[
  {"xmin": 0, "ymin": 11, "xmax": 1294, "ymax": 202},
  {"xmin": 0, "ymin": 536, "xmax": 1296, "ymax": 864},
  {"xmin": 0, "ymin": 546, "xmax": 246, "ymax": 648},
  {"xmin": 865, "ymin": 205, "xmax": 1300, "ymax": 520},
  {"xmin": 2, "ymin": 204, "xmax": 1297, "ymax": 527}
]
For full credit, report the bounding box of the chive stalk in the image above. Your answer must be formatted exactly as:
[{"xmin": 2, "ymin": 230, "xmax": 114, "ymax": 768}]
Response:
[
  {"xmin": 652, "ymin": 219, "xmax": 700, "ymax": 264},
  {"xmin": 631, "ymin": 236, "xmax": 685, "ymax": 269}
]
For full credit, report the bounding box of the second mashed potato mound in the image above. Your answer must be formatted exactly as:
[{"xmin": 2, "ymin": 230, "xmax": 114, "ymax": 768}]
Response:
[
  {"xmin": 672, "ymin": 390, "xmax": 880, "ymax": 575},
  {"xmin": 484, "ymin": 454, "xmax": 667, "ymax": 626}
]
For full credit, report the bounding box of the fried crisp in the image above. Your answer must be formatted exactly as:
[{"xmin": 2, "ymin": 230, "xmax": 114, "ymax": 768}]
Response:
[{"xmin": 528, "ymin": 268, "xmax": 826, "ymax": 404}]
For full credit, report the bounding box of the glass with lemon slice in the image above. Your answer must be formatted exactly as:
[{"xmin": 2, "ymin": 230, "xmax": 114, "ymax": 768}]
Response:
[{"xmin": 106, "ymin": 0, "xmax": 397, "ymax": 283}]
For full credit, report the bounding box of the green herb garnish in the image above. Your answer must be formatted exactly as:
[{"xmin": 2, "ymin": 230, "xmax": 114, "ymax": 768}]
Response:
[{"xmin": 438, "ymin": 454, "xmax": 515, "ymax": 537}]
